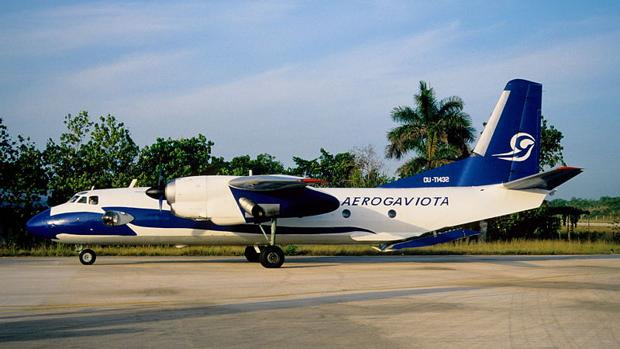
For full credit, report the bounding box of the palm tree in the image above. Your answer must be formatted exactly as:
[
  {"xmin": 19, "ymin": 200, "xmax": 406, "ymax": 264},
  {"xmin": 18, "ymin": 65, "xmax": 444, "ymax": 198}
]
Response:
[{"xmin": 386, "ymin": 81, "xmax": 475, "ymax": 177}]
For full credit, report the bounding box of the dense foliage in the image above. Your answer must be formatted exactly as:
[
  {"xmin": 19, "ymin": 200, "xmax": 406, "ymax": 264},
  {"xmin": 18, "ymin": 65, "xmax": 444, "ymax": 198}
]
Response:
[
  {"xmin": 549, "ymin": 196, "xmax": 620, "ymax": 219},
  {"xmin": 45, "ymin": 112, "xmax": 140, "ymax": 205},
  {"xmin": 0, "ymin": 119, "xmax": 48, "ymax": 247},
  {"xmin": 539, "ymin": 116, "xmax": 566, "ymax": 170}
]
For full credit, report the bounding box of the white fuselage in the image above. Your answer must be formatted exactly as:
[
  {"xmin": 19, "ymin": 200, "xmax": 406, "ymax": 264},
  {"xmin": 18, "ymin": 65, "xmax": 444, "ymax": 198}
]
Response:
[{"xmin": 48, "ymin": 179, "xmax": 548, "ymax": 246}]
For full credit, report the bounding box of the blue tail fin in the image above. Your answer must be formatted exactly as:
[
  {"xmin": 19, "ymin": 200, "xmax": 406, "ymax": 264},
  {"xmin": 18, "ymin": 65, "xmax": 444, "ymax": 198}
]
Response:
[
  {"xmin": 382, "ymin": 79, "xmax": 542, "ymax": 188},
  {"xmin": 473, "ymin": 79, "xmax": 541, "ymax": 181}
]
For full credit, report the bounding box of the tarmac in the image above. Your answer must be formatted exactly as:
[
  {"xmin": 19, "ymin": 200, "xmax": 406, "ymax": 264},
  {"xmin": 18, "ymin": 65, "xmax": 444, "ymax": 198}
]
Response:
[{"xmin": 1, "ymin": 255, "xmax": 619, "ymax": 348}]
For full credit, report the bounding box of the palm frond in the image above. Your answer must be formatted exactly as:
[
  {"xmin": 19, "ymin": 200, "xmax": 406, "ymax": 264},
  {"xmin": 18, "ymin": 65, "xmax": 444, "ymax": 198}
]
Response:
[
  {"xmin": 390, "ymin": 106, "xmax": 418, "ymax": 124},
  {"xmin": 385, "ymin": 124, "xmax": 425, "ymax": 159},
  {"xmin": 437, "ymin": 96, "xmax": 464, "ymax": 117},
  {"xmin": 415, "ymin": 81, "xmax": 439, "ymax": 123},
  {"xmin": 397, "ymin": 156, "xmax": 428, "ymax": 177}
]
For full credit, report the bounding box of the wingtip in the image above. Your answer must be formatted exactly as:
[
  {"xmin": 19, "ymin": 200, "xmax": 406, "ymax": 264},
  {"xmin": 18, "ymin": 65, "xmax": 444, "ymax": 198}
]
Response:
[
  {"xmin": 556, "ymin": 166, "xmax": 583, "ymax": 172},
  {"xmin": 300, "ymin": 178, "xmax": 327, "ymax": 184}
]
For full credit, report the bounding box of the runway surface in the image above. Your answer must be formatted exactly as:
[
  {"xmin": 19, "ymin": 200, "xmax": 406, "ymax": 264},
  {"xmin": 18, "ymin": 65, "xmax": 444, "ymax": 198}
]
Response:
[{"xmin": 1, "ymin": 255, "xmax": 619, "ymax": 348}]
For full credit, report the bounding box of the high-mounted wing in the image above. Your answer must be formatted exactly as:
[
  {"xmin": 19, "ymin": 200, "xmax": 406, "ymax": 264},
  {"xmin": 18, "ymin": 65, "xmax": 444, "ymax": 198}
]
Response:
[
  {"xmin": 228, "ymin": 175, "xmax": 323, "ymax": 192},
  {"xmin": 228, "ymin": 175, "xmax": 338, "ymax": 221}
]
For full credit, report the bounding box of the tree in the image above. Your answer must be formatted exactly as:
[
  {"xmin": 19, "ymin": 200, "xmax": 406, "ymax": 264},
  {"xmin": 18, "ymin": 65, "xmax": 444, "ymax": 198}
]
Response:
[
  {"xmin": 134, "ymin": 134, "xmax": 225, "ymax": 186},
  {"xmin": 45, "ymin": 111, "xmax": 139, "ymax": 205},
  {"xmin": 350, "ymin": 145, "xmax": 391, "ymax": 187},
  {"xmin": 386, "ymin": 81, "xmax": 475, "ymax": 177},
  {"xmin": 539, "ymin": 116, "xmax": 566, "ymax": 170},
  {"xmin": 0, "ymin": 118, "xmax": 48, "ymax": 247},
  {"xmin": 85, "ymin": 114, "xmax": 140, "ymax": 188},
  {"xmin": 0, "ymin": 118, "xmax": 48, "ymax": 207},
  {"xmin": 0, "ymin": 118, "xmax": 16, "ymax": 199},
  {"xmin": 486, "ymin": 203, "xmax": 561, "ymax": 240},
  {"xmin": 291, "ymin": 149, "xmax": 356, "ymax": 187},
  {"xmin": 219, "ymin": 153, "xmax": 285, "ymax": 176}
]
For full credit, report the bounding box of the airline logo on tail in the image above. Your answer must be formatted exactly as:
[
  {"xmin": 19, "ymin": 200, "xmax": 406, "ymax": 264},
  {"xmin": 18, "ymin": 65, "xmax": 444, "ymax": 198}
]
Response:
[{"xmin": 492, "ymin": 132, "xmax": 535, "ymax": 162}]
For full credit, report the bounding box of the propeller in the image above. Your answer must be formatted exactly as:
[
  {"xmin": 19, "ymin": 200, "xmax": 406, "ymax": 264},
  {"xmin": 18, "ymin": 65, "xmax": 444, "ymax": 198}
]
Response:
[{"xmin": 145, "ymin": 171, "xmax": 166, "ymax": 211}]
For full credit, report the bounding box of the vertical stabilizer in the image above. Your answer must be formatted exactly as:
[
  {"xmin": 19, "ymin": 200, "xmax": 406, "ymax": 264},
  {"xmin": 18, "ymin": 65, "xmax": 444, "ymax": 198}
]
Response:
[{"xmin": 473, "ymin": 79, "xmax": 542, "ymax": 181}]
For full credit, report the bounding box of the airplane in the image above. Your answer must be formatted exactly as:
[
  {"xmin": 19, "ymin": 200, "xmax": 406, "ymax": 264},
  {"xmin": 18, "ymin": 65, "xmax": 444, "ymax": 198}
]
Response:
[{"xmin": 26, "ymin": 79, "xmax": 582, "ymax": 268}]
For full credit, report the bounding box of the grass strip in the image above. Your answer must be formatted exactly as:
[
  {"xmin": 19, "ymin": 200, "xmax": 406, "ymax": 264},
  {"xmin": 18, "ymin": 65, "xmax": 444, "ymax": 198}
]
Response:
[{"xmin": 1, "ymin": 240, "xmax": 618, "ymax": 257}]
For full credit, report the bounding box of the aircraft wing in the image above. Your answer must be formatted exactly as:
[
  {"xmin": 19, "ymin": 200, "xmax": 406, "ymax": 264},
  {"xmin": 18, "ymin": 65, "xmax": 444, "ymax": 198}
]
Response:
[
  {"xmin": 228, "ymin": 175, "xmax": 339, "ymax": 220},
  {"xmin": 228, "ymin": 175, "xmax": 323, "ymax": 191},
  {"xmin": 503, "ymin": 166, "xmax": 582, "ymax": 191}
]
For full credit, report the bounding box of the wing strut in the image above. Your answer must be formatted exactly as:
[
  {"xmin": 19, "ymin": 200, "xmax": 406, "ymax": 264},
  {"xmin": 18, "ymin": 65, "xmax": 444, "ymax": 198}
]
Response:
[{"xmin": 257, "ymin": 218, "xmax": 278, "ymax": 245}]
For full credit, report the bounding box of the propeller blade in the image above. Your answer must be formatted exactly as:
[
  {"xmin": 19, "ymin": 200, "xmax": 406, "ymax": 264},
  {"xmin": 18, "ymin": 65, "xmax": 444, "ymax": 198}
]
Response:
[{"xmin": 146, "ymin": 168, "xmax": 167, "ymax": 212}]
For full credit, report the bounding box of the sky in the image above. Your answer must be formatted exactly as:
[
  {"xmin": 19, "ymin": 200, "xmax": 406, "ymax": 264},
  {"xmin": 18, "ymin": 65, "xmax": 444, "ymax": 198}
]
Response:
[{"xmin": 1, "ymin": 1, "xmax": 619, "ymax": 199}]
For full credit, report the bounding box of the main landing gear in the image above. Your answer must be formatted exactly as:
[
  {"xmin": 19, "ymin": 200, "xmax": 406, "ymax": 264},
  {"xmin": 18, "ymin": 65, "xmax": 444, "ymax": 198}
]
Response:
[
  {"xmin": 78, "ymin": 248, "xmax": 97, "ymax": 265},
  {"xmin": 244, "ymin": 246, "xmax": 260, "ymax": 262},
  {"xmin": 245, "ymin": 218, "xmax": 285, "ymax": 268}
]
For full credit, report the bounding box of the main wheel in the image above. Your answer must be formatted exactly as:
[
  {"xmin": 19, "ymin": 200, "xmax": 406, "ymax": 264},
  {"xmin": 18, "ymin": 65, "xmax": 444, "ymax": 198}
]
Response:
[
  {"xmin": 79, "ymin": 249, "xmax": 96, "ymax": 265},
  {"xmin": 244, "ymin": 246, "xmax": 260, "ymax": 262},
  {"xmin": 259, "ymin": 245, "xmax": 285, "ymax": 268}
]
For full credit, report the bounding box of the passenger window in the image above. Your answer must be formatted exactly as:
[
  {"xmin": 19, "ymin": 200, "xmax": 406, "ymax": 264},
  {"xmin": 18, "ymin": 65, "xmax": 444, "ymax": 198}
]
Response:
[
  {"xmin": 89, "ymin": 196, "xmax": 99, "ymax": 205},
  {"xmin": 77, "ymin": 196, "xmax": 87, "ymax": 204}
]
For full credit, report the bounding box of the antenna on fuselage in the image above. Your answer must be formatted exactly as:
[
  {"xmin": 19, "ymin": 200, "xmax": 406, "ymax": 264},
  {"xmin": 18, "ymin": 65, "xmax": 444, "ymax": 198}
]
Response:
[{"xmin": 128, "ymin": 179, "xmax": 138, "ymax": 188}]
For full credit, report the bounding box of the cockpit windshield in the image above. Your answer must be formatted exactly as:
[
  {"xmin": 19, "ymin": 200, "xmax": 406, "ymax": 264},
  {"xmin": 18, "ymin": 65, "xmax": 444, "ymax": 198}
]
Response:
[{"xmin": 68, "ymin": 191, "xmax": 94, "ymax": 204}]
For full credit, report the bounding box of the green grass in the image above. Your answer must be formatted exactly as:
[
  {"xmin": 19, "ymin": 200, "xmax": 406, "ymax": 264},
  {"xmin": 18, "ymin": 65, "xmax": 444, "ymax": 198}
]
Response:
[{"xmin": 1, "ymin": 240, "xmax": 618, "ymax": 257}]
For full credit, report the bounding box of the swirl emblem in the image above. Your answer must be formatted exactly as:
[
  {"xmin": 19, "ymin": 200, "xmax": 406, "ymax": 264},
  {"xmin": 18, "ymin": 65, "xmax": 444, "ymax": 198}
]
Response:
[{"xmin": 492, "ymin": 132, "xmax": 535, "ymax": 162}]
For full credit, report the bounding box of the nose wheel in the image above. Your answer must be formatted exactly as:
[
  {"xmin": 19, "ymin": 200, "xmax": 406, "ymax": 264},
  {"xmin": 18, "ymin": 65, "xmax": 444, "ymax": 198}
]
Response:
[{"xmin": 78, "ymin": 248, "xmax": 97, "ymax": 265}]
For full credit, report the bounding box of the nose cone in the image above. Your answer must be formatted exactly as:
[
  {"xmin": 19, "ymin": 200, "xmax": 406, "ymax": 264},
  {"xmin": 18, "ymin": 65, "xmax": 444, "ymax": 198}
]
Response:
[{"xmin": 26, "ymin": 208, "xmax": 55, "ymax": 239}]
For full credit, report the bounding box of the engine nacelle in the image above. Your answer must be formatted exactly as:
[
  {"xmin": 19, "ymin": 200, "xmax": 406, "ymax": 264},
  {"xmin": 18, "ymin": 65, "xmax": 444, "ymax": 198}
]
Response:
[{"xmin": 164, "ymin": 176, "xmax": 246, "ymax": 225}]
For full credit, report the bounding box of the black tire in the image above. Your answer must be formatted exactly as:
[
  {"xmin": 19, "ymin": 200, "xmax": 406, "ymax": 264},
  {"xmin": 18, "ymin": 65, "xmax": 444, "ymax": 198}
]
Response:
[
  {"xmin": 244, "ymin": 246, "xmax": 260, "ymax": 263},
  {"xmin": 259, "ymin": 245, "xmax": 285, "ymax": 268},
  {"xmin": 79, "ymin": 249, "xmax": 96, "ymax": 265}
]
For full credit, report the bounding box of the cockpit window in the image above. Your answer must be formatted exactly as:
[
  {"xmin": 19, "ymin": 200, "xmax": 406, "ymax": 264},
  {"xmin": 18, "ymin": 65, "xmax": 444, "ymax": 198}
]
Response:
[
  {"xmin": 77, "ymin": 196, "xmax": 87, "ymax": 204},
  {"xmin": 69, "ymin": 195, "xmax": 79, "ymax": 203},
  {"xmin": 88, "ymin": 196, "xmax": 99, "ymax": 205}
]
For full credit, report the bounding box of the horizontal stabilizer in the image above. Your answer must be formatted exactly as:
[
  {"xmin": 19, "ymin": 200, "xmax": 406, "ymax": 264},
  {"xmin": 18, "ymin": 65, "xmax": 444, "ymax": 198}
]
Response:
[
  {"xmin": 378, "ymin": 229, "xmax": 479, "ymax": 251},
  {"xmin": 503, "ymin": 166, "xmax": 582, "ymax": 191}
]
